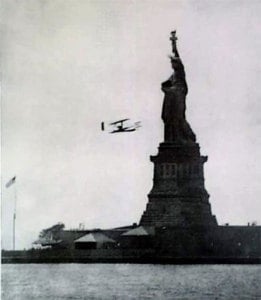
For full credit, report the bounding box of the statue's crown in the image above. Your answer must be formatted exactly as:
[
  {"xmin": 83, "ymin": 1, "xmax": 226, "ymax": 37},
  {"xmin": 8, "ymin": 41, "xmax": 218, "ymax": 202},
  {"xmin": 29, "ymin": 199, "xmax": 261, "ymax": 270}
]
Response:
[{"xmin": 168, "ymin": 55, "xmax": 181, "ymax": 62}]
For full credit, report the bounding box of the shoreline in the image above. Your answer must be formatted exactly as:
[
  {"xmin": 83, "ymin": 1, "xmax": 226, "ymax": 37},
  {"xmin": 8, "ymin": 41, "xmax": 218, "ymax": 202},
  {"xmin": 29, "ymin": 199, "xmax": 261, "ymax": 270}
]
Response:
[{"xmin": 2, "ymin": 250, "xmax": 260, "ymax": 264}]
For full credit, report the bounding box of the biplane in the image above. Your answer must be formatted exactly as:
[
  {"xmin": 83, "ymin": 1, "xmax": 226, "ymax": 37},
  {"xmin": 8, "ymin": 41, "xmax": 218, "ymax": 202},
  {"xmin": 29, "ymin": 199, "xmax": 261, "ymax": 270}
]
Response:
[{"xmin": 101, "ymin": 119, "xmax": 141, "ymax": 133}]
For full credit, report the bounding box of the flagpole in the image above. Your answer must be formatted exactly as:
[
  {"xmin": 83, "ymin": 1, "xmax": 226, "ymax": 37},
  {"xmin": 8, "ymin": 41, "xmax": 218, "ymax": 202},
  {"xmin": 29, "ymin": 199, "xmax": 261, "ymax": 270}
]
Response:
[
  {"xmin": 5, "ymin": 176, "xmax": 17, "ymax": 250},
  {"xmin": 13, "ymin": 182, "xmax": 17, "ymax": 251}
]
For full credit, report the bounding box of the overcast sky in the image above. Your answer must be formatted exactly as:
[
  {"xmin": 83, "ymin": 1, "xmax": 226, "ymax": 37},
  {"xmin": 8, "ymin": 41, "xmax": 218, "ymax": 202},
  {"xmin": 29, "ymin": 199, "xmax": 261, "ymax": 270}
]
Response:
[{"xmin": 2, "ymin": 0, "xmax": 261, "ymax": 250}]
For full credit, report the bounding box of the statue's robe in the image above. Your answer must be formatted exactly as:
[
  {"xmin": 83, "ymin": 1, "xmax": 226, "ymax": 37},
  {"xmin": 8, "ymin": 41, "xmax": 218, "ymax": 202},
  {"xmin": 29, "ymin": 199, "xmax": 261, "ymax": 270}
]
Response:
[{"xmin": 161, "ymin": 63, "xmax": 195, "ymax": 143}]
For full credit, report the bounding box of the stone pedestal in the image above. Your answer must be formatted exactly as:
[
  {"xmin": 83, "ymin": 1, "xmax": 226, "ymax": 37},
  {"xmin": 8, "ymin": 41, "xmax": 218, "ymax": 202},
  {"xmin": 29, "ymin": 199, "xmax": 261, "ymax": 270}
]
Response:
[{"xmin": 140, "ymin": 141, "xmax": 217, "ymax": 228}]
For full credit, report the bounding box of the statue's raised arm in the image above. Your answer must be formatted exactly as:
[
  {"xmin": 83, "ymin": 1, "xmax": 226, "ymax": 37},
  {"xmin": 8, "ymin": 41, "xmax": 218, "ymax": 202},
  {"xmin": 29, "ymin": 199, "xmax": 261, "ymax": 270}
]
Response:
[
  {"xmin": 169, "ymin": 30, "xmax": 184, "ymax": 72},
  {"xmin": 161, "ymin": 31, "xmax": 186, "ymax": 93}
]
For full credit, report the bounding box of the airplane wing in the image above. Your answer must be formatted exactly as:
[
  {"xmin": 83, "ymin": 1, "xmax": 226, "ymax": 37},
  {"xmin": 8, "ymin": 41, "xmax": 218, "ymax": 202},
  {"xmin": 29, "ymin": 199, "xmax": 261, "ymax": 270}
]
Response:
[{"xmin": 109, "ymin": 118, "xmax": 129, "ymax": 125}]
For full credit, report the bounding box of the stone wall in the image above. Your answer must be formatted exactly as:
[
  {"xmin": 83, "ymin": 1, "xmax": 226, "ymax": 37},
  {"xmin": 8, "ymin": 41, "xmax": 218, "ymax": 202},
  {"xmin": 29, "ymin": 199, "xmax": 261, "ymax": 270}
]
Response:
[
  {"xmin": 211, "ymin": 226, "xmax": 261, "ymax": 257},
  {"xmin": 152, "ymin": 225, "xmax": 261, "ymax": 258}
]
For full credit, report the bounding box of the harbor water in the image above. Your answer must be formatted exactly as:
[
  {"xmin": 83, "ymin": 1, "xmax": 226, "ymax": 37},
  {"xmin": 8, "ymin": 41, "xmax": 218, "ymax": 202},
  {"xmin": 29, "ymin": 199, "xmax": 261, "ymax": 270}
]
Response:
[{"xmin": 2, "ymin": 264, "xmax": 261, "ymax": 299}]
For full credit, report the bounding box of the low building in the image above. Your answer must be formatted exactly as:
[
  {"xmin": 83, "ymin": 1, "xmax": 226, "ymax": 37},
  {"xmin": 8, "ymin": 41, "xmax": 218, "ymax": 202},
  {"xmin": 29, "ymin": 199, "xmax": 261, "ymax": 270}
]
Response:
[{"xmin": 74, "ymin": 232, "xmax": 116, "ymax": 250}]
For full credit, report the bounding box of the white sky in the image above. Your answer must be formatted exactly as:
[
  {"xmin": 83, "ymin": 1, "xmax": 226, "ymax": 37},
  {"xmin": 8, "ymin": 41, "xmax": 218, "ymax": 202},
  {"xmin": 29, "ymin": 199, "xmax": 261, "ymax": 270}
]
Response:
[{"xmin": 1, "ymin": 0, "xmax": 261, "ymax": 250}]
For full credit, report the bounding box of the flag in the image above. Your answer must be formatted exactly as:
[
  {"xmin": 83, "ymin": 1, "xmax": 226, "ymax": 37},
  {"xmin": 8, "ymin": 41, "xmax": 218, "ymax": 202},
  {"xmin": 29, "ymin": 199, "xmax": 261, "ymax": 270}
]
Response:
[{"xmin": 5, "ymin": 176, "xmax": 16, "ymax": 188}]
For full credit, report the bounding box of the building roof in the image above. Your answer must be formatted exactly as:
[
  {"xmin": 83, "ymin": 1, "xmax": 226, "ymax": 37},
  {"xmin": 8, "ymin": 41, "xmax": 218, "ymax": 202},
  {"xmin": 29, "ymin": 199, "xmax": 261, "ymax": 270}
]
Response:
[
  {"xmin": 74, "ymin": 232, "xmax": 116, "ymax": 243},
  {"xmin": 122, "ymin": 226, "xmax": 155, "ymax": 236},
  {"xmin": 33, "ymin": 238, "xmax": 62, "ymax": 246}
]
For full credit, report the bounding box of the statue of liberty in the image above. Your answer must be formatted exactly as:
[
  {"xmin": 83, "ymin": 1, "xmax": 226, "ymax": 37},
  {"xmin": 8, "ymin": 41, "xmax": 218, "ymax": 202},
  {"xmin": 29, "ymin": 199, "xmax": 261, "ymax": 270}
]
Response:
[{"xmin": 161, "ymin": 31, "xmax": 196, "ymax": 143}]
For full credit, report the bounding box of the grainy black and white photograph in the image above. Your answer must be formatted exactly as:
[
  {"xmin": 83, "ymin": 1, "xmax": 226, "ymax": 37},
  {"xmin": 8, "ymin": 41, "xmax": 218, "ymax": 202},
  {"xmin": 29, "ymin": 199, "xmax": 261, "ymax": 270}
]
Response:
[{"xmin": 1, "ymin": 0, "xmax": 261, "ymax": 299}]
